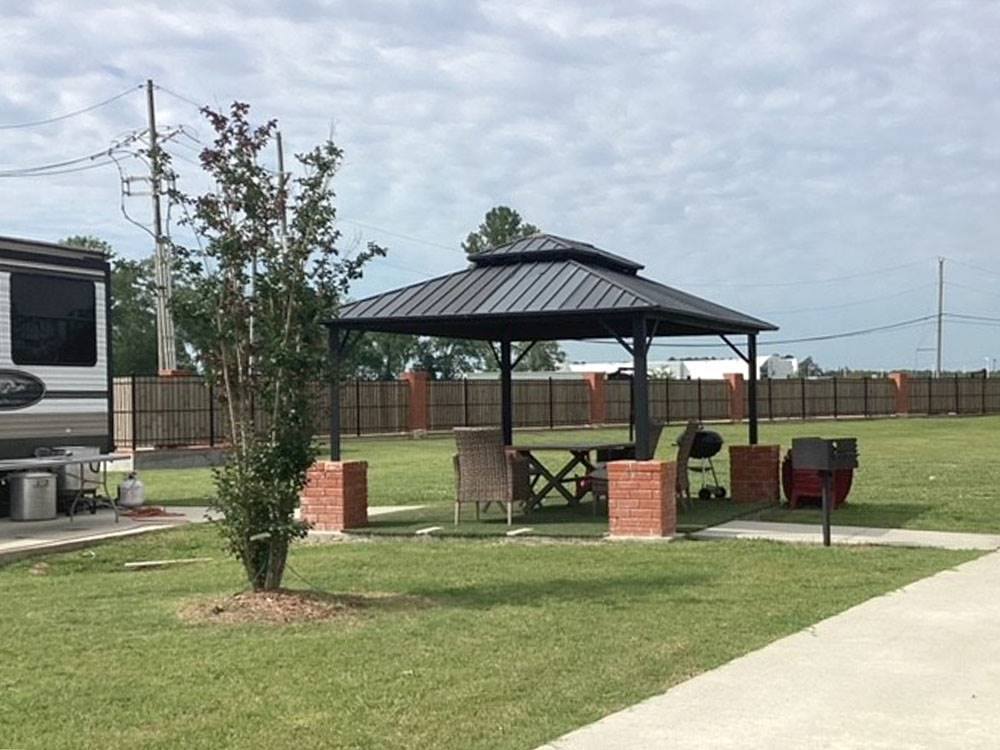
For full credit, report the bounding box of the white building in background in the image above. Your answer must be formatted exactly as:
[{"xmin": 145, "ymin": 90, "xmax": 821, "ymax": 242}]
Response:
[{"xmin": 562, "ymin": 354, "xmax": 798, "ymax": 380}]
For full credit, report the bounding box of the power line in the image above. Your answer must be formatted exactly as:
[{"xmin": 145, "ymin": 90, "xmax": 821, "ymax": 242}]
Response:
[
  {"xmin": 0, "ymin": 159, "xmax": 116, "ymax": 178},
  {"xmin": 945, "ymin": 280, "xmax": 1000, "ymax": 300},
  {"xmin": 0, "ymin": 85, "xmax": 142, "ymax": 129},
  {"xmin": 153, "ymin": 84, "xmax": 206, "ymax": 110},
  {"xmin": 742, "ymin": 315, "xmax": 937, "ymax": 345},
  {"xmin": 756, "ymin": 284, "xmax": 934, "ymax": 316},
  {"xmin": 678, "ymin": 261, "xmax": 924, "ymax": 289},
  {"xmin": 946, "ymin": 312, "xmax": 1000, "ymax": 324},
  {"xmin": 0, "ymin": 146, "xmax": 117, "ymax": 176},
  {"xmin": 578, "ymin": 314, "xmax": 937, "ymax": 350},
  {"xmin": 579, "ymin": 313, "xmax": 991, "ymax": 354},
  {"xmin": 341, "ymin": 219, "xmax": 465, "ymax": 254},
  {"xmin": 948, "ymin": 258, "xmax": 1000, "ymax": 279}
]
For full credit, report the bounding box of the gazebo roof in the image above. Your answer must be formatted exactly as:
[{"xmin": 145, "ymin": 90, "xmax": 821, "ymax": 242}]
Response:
[{"xmin": 332, "ymin": 234, "xmax": 776, "ymax": 341}]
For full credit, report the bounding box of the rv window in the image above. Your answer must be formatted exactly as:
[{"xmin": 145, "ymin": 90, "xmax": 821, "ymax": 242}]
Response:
[{"xmin": 10, "ymin": 273, "xmax": 97, "ymax": 367}]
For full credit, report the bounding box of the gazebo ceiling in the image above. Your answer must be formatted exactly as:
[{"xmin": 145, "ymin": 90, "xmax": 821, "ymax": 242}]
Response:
[{"xmin": 331, "ymin": 234, "xmax": 776, "ymax": 341}]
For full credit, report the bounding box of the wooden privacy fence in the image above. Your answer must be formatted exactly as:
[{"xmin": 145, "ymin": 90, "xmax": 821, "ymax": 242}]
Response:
[
  {"xmin": 908, "ymin": 376, "xmax": 1000, "ymax": 415},
  {"xmin": 113, "ymin": 373, "xmax": 1000, "ymax": 450},
  {"xmin": 427, "ymin": 379, "xmax": 590, "ymax": 431},
  {"xmin": 750, "ymin": 377, "xmax": 897, "ymax": 420},
  {"xmin": 606, "ymin": 379, "xmax": 730, "ymax": 423},
  {"xmin": 114, "ymin": 376, "xmax": 409, "ymax": 450}
]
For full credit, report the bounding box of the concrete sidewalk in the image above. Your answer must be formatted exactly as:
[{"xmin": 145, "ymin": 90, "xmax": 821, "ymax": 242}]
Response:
[
  {"xmin": 691, "ymin": 519, "xmax": 1000, "ymax": 551},
  {"xmin": 540, "ymin": 550, "xmax": 1000, "ymax": 749},
  {"xmin": 0, "ymin": 506, "xmax": 212, "ymax": 562},
  {"xmin": 1, "ymin": 504, "xmax": 426, "ymax": 561}
]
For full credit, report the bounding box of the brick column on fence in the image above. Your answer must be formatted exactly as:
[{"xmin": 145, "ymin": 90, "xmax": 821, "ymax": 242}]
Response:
[
  {"xmin": 583, "ymin": 372, "xmax": 606, "ymax": 426},
  {"xmin": 300, "ymin": 460, "xmax": 368, "ymax": 531},
  {"xmin": 401, "ymin": 370, "xmax": 430, "ymax": 432},
  {"xmin": 889, "ymin": 372, "xmax": 910, "ymax": 416},
  {"xmin": 724, "ymin": 373, "xmax": 745, "ymax": 423},
  {"xmin": 729, "ymin": 445, "xmax": 780, "ymax": 503},
  {"xmin": 607, "ymin": 460, "xmax": 677, "ymax": 538}
]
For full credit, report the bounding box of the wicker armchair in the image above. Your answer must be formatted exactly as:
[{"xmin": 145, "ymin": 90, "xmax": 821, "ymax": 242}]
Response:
[
  {"xmin": 453, "ymin": 427, "xmax": 531, "ymax": 526},
  {"xmin": 589, "ymin": 421, "xmax": 666, "ymax": 512}
]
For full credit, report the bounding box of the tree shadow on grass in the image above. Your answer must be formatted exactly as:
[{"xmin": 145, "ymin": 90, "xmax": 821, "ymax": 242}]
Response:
[
  {"xmin": 411, "ymin": 568, "xmax": 718, "ymax": 611},
  {"xmin": 757, "ymin": 500, "xmax": 935, "ymax": 528}
]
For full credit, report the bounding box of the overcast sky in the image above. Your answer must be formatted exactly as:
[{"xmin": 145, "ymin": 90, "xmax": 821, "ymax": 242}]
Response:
[{"xmin": 2, "ymin": 1, "xmax": 999, "ymax": 371}]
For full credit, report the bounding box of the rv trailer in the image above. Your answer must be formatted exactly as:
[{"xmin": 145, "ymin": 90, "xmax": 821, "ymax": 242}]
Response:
[{"xmin": 0, "ymin": 236, "xmax": 113, "ymax": 462}]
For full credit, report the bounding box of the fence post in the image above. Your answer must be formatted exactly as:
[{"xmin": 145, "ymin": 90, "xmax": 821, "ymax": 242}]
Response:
[
  {"xmin": 767, "ymin": 380, "xmax": 773, "ymax": 421},
  {"xmin": 664, "ymin": 377, "xmax": 671, "ymax": 424},
  {"xmin": 400, "ymin": 371, "xmax": 430, "ymax": 434},
  {"xmin": 983, "ymin": 375, "xmax": 987, "ymax": 415},
  {"xmin": 801, "ymin": 378, "xmax": 807, "ymax": 420},
  {"xmin": 583, "ymin": 373, "xmax": 605, "ymax": 426},
  {"xmin": 832, "ymin": 376, "xmax": 838, "ymax": 419},
  {"xmin": 697, "ymin": 378, "xmax": 703, "ymax": 423},
  {"xmin": 463, "ymin": 378, "xmax": 469, "ymax": 427},
  {"xmin": 928, "ymin": 377, "xmax": 933, "ymax": 415},
  {"xmin": 208, "ymin": 381, "xmax": 215, "ymax": 447},
  {"xmin": 130, "ymin": 374, "xmax": 138, "ymax": 452},
  {"xmin": 724, "ymin": 373, "xmax": 745, "ymax": 423},
  {"xmin": 888, "ymin": 372, "xmax": 910, "ymax": 416},
  {"xmin": 355, "ymin": 379, "xmax": 362, "ymax": 436},
  {"xmin": 954, "ymin": 374, "xmax": 960, "ymax": 414},
  {"xmin": 863, "ymin": 376, "xmax": 869, "ymax": 418},
  {"xmin": 548, "ymin": 377, "xmax": 554, "ymax": 429}
]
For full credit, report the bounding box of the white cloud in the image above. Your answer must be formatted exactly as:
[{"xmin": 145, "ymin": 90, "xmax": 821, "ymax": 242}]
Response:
[{"xmin": 1, "ymin": 0, "xmax": 999, "ymax": 369}]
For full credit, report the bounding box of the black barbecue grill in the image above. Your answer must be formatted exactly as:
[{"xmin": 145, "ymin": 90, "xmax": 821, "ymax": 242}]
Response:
[{"xmin": 689, "ymin": 428, "xmax": 726, "ymax": 500}]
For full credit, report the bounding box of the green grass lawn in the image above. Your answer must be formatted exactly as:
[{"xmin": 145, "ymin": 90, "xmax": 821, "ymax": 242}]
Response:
[
  {"xmin": 0, "ymin": 524, "xmax": 977, "ymax": 750},
  {"xmin": 129, "ymin": 415, "xmax": 1000, "ymax": 534}
]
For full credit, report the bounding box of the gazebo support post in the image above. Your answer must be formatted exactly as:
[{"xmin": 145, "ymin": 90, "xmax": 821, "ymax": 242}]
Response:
[
  {"xmin": 500, "ymin": 339, "xmax": 514, "ymax": 446},
  {"xmin": 632, "ymin": 315, "xmax": 651, "ymax": 459},
  {"xmin": 328, "ymin": 326, "xmax": 342, "ymax": 461},
  {"xmin": 747, "ymin": 333, "xmax": 759, "ymax": 445}
]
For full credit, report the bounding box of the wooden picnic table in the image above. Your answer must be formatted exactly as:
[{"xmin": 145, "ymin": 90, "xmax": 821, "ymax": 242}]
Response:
[{"xmin": 511, "ymin": 442, "xmax": 634, "ymax": 509}]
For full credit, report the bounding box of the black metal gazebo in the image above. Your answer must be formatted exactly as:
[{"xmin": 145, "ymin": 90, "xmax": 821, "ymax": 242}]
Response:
[{"xmin": 326, "ymin": 234, "xmax": 776, "ymax": 459}]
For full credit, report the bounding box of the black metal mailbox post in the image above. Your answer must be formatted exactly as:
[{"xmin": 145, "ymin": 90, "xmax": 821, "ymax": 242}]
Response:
[{"xmin": 791, "ymin": 437, "xmax": 859, "ymax": 546}]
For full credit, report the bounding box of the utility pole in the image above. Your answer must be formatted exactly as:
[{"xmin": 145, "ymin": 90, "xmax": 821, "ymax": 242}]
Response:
[
  {"xmin": 935, "ymin": 257, "xmax": 944, "ymax": 378},
  {"xmin": 147, "ymin": 79, "xmax": 178, "ymax": 374}
]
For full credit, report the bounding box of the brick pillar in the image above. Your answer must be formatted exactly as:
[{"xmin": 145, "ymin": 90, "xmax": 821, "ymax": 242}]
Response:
[
  {"xmin": 889, "ymin": 372, "xmax": 910, "ymax": 415},
  {"xmin": 724, "ymin": 373, "xmax": 745, "ymax": 423},
  {"xmin": 300, "ymin": 460, "xmax": 368, "ymax": 531},
  {"xmin": 729, "ymin": 445, "xmax": 780, "ymax": 503},
  {"xmin": 401, "ymin": 371, "xmax": 430, "ymax": 432},
  {"xmin": 608, "ymin": 460, "xmax": 677, "ymax": 538},
  {"xmin": 583, "ymin": 372, "xmax": 606, "ymax": 426}
]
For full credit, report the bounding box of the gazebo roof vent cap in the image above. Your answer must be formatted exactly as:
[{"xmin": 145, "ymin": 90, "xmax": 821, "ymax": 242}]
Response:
[{"xmin": 469, "ymin": 233, "xmax": 644, "ymax": 275}]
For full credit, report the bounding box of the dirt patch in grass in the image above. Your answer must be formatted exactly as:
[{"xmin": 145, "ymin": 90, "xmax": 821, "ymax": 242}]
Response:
[{"xmin": 179, "ymin": 589, "xmax": 432, "ymax": 626}]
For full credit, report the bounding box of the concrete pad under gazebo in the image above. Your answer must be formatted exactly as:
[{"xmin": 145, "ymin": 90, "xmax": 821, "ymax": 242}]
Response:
[{"xmin": 304, "ymin": 234, "xmax": 778, "ymax": 537}]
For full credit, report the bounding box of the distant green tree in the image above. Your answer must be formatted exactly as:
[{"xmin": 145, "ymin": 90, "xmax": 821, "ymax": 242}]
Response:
[
  {"xmin": 412, "ymin": 337, "xmax": 488, "ymax": 380},
  {"xmin": 392, "ymin": 206, "xmax": 563, "ymax": 378},
  {"xmin": 61, "ymin": 235, "xmax": 159, "ymax": 376},
  {"xmin": 514, "ymin": 341, "xmax": 565, "ymax": 372},
  {"xmin": 346, "ymin": 333, "xmax": 416, "ymax": 380},
  {"xmin": 462, "ymin": 205, "xmax": 539, "ymax": 256},
  {"xmin": 799, "ymin": 356, "xmax": 824, "ymax": 377},
  {"xmin": 481, "ymin": 341, "xmax": 566, "ymax": 373}
]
